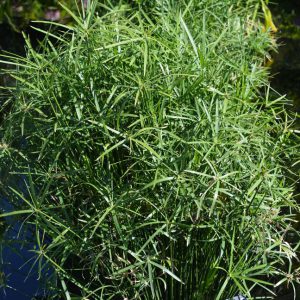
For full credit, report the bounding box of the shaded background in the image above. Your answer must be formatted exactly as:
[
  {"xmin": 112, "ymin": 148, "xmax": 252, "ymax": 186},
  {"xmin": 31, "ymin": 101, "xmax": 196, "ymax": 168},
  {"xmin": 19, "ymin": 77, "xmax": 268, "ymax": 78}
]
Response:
[{"xmin": 270, "ymin": 0, "xmax": 300, "ymax": 112}]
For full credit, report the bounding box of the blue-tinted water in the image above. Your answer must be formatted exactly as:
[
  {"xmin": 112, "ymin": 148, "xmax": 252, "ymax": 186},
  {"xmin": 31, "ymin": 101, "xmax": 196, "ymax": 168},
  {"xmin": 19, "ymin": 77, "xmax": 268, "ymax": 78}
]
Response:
[
  {"xmin": 1, "ymin": 243, "xmax": 41, "ymax": 300},
  {"xmin": 0, "ymin": 197, "xmax": 48, "ymax": 300}
]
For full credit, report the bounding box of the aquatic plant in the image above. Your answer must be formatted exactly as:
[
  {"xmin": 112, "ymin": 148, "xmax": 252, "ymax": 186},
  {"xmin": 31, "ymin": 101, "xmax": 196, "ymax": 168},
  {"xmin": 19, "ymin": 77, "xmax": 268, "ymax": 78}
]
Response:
[{"xmin": 1, "ymin": 0, "xmax": 300, "ymax": 299}]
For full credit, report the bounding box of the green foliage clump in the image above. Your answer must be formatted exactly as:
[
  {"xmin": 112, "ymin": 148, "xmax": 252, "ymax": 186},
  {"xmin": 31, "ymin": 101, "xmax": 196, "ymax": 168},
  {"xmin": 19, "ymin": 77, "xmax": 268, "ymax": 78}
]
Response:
[{"xmin": 1, "ymin": 0, "xmax": 300, "ymax": 299}]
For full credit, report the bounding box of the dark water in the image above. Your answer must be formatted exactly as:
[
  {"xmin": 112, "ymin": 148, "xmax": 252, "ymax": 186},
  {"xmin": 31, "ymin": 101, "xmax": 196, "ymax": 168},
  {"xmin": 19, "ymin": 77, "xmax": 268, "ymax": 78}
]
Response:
[
  {"xmin": 0, "ymin": 25, "xmax": 49, "ymax": 300},
  {"xmin": 1, "ymin": 213, "xmax": 48, "ymax": 300}
]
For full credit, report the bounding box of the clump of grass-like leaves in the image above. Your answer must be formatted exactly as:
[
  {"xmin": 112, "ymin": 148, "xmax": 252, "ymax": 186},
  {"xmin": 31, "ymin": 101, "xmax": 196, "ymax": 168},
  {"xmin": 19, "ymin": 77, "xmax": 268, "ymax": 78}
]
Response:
[{"xmin": 1, "ymin": 0, "xmax": 300, "ymax": 299}]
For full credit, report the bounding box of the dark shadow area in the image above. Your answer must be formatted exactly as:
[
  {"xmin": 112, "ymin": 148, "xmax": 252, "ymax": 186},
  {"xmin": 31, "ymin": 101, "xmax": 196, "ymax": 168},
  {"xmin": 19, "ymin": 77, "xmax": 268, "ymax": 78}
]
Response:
[
  {"xmin": 270, "ymin": 2, "xmax": 300, "ymax": 300},
  {"xmin": 270, "ymin": 0, "xmax": 300, "ymax": 111}
]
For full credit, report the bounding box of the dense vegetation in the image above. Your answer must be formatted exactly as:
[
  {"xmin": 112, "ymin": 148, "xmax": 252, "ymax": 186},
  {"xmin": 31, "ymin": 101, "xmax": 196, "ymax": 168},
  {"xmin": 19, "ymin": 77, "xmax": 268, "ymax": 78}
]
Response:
[{"xmin": 1, "ymin": 0, "xmax": 300, "ymax": 299}]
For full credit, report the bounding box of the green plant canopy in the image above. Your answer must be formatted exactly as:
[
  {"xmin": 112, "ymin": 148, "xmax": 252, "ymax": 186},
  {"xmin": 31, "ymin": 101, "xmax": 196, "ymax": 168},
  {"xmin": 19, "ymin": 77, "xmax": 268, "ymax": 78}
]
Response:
[{"xmin": 0, "ymin": 1, "xmax": 300, "ymax": 299}]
